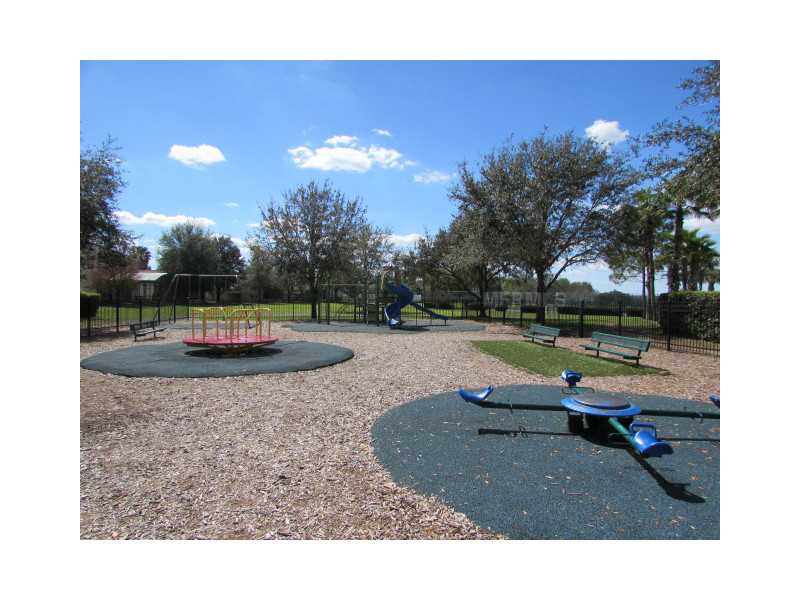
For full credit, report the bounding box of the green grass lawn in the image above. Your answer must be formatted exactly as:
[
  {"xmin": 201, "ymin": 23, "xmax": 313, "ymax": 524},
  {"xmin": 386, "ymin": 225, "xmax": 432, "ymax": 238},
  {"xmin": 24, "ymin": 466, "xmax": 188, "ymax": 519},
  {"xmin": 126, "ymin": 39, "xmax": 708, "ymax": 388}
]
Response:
[{"xmin": 471, "ymin": 340, "xmax": 668, "ymax": 377}]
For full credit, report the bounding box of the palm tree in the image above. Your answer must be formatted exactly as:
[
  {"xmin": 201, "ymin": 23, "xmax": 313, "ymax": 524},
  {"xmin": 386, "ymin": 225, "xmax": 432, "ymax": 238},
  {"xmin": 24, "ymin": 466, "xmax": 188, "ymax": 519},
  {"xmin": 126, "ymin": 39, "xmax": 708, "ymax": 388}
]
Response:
[
  {"xmin": 661, "ymin": 174, "xmax": 719, "ymax": 292},
  {"xmin": 604, "ymin": 189, "xmax": 670, "ymax": 319},
  {"xmin": 682, "ymin": 228, "xmax": 719, "ymax": 291}
]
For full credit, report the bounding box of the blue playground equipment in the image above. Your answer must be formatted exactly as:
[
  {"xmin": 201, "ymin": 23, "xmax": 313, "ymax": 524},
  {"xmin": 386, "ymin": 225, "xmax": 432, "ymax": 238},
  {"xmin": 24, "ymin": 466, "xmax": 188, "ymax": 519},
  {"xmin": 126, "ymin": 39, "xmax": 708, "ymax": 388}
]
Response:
[
  {"xmin": 709, "ymin": 394, "xmax": 720, "ymax": 408},
  {"xmin": 458, "ymin": 385, "xmax": 496, "ymax": 404},
  {"xmin": 560, "ymin": 369, "xmax": 583, "ymax": 388},
  {"xmin": 560, "ymin": 369, "xmax": 595, "ymax": 394},
  {"xmin": 383, "ymin": 282, "xmax": 449, "ymax": 328},
  {"xmin": 457, "ymin": 371, "xmax": 713, "ymax": 459}
]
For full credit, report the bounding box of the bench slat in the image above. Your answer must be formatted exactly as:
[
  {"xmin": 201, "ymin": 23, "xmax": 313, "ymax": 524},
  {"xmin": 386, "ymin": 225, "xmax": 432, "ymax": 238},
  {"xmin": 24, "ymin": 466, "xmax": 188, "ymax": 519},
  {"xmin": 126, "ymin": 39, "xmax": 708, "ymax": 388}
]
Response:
[
  {"xmin": 526, "ymin": 324, "xmax": 561, "ymax": 337},
  {"xmin": 590, "ymin": 332, "xmax": 650, "ymax": 351}
]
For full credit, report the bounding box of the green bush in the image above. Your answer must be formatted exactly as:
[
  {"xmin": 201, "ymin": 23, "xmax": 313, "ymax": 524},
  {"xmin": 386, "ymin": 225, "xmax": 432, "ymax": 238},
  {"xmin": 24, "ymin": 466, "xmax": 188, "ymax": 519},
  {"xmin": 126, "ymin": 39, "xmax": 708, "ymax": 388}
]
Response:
[
  {"xmin": 81, "ymin": 291, "xmax": 101, "ymax": 320},
  {"xmin": 657, "ymin": 291, "xmax": 720, "ymax": 342}
]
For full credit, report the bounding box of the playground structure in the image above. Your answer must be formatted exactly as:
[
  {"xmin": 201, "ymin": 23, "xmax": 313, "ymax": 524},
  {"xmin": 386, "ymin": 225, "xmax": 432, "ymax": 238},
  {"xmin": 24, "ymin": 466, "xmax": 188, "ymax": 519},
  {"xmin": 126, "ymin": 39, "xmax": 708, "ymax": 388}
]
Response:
[
  {"xmin": 182, "ymin": 306, "xmax": 278, "ymax": 355},
  {"xmin": 459, "ymin": 372, "xmax": 719, "ymax": 459},
  {"xmin": 322, "ymin": 272, "xmax": 450, "ymax": 328}
]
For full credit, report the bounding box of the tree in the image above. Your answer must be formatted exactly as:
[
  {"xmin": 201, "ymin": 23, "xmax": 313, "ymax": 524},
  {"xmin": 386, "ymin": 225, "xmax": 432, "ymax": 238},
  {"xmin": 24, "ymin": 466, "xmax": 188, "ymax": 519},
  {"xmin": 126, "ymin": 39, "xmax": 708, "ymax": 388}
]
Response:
[
  {"xmin": 603, "ymin": 189, "xmax": 670, "ymax": 318},
  {"xmin": 241, "ymin": 244, "xmax": 279, "ymax": 302},
  {"xmin": 637, "ymin": 61, "xmax": 720, "ymax": 291},
  {"xmin": 255, "ymin": 181, "xmax": 367, "ymax": 319},
  {"xmin": 350, "ymin": 223, "xmax": 394, "ymax": 284},
  {"xmin": 452, "ymin": 131, "xmax": 636, "ymax": 322},
  {"xmin": 682, "ymin": 228, "xmax": 719, "ymax": 291},
  {"xmin": 80, "ymin": 137, "xmax": 134, "ymax": 270},
  {"xmin": 85, "ymin": 252, "xmax": 139, "ymax": 297},
  {"xmin": 131, "ymin": 246, "xmax": 152, "ymax": 270},
  {"xmin": 214, "ymin": 235, "xmax": 245, "ymax": 275},
  {"xmin": 157, "ymin": 222, "xmax": 220, "ymax": 274},
  {"xmin": 417, "ymin": 212, "xmax": 508, "ymax": 317}
]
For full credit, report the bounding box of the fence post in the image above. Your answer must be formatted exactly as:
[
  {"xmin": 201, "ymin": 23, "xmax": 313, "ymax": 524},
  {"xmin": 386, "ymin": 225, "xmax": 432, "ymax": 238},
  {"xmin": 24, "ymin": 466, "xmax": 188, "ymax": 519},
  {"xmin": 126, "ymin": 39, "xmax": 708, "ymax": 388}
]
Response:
[
  {"xmin": 617, "ymin": 302, "xmax": 623, "ymax": 335},
  {"xmin": 156, "ymin": 298, "xmax": 161, "ymax": 324},
  {"xmin": 665, "ymin": 297, "xmax": 672, "ymax": 352},
  {"xmin": 579, "ymin": 300, "xmax": 585, "ymax": 338},
  {"xmin": 87, "ymin": 315, "xmax": 91, "ymax": 338},
  {"xmin": 502, "ymin": 306, "xmax": 507, "ymax": 325},
  {"xmin": 173, "ymin": 296, "xmax": 177, "ymax": 324},
  {"xmin": 519, "ymin": 306, "xmax": 523, "ymax": 328},
  {"xmin": 139, "ymin": 297, "xmax": 143, "ymax": 325},
  {"xmin": 115, "ymin": 294, "xmax": 120, "ymax": 333}
]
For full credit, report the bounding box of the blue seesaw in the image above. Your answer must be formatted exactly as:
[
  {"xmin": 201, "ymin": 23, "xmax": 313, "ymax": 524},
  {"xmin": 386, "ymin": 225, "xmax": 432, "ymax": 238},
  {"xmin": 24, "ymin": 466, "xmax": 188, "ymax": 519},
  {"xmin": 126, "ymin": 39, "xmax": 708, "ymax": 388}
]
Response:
[{"xmin": 458, "ymin": 377, "xmax": 674, "ymax": 458}]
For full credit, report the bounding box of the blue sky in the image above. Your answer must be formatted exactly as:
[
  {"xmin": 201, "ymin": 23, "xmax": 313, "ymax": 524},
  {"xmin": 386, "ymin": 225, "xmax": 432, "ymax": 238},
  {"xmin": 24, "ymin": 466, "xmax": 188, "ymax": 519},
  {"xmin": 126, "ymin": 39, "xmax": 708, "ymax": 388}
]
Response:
[{"xmin": 80, "ymin": 60, "xmax": 719, "ymax": 293}]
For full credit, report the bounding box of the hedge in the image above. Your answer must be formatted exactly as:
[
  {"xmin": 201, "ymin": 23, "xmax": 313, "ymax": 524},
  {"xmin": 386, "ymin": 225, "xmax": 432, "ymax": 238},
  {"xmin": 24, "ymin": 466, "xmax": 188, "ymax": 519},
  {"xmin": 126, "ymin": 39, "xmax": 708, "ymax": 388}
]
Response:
[
  {"xmin": 81, "ymin": 291, "xmax": 101, "ymax": 320},
  {"xmin": 657, "ymin": 291, "xmax": 720, "ymax": 342}
]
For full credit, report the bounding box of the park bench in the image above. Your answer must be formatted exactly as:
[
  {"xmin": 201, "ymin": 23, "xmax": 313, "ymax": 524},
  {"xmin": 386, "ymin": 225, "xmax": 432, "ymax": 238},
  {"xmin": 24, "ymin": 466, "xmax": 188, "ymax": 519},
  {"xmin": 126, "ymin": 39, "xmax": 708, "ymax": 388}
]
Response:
[
  {"xmin": 522, "ymin": 323, "xmax": 561, "ymax": 346},
  {"xmin": 580, "ymin": 332, "xmax": 650, "ymax": 365},
  {"xmin": 130, "ymin": 320, "xmax": 166, "ymax": 341}
]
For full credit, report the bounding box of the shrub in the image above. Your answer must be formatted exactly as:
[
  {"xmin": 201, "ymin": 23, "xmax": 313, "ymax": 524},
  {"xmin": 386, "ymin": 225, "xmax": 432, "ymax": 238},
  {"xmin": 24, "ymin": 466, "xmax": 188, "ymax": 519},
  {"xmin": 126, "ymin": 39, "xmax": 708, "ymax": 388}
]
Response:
[
  {"xmin": 657, "ymin": 291, "xmax": 720, "ymax": 342},
  {"xmin": 81, "ymin": 291, "xmax": 101, "ymax": 320}
]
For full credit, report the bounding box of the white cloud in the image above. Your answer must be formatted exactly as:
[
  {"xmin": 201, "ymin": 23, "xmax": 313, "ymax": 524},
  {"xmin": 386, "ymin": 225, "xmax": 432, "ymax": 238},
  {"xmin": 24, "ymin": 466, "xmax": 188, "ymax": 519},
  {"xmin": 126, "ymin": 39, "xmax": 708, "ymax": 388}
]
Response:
[
  {"xmin": 246, "ymin": 222, "xmax": 261, "ymax": 228},
  {"xmin": 387, "ymin": 233, "xmax": 423, "ymax": 247},
  {"xmin": 168, "ymin": 144, "xmax": 226, "ymax": 167},
  {"xmin": 288, "ymin": 144, "xmax": 413, "ymax": 173},
  {"xmin": 584, "ymin": 119, "xmax": 629, "ymax": 148},
  {"xmin": 372, "ymin": 128, "xmax": 392, "ymax": 137},
  {"xmin": 115, "ymin": 210, "xmax": 216, "ymax": 228},
  {"xmin": 685, "ymin": 215, "xmax": 721, "ymax": 237},
  {"xmin": 224, "ymin": 202, "xmax": 240, "ymax": 208},
  {"xmin": 324, "ymin": 135, "xmax": 359, "ymax": 147},
  {"xmin": 413, "ymin": 170, "xmax": 454, "ymax": 184}
]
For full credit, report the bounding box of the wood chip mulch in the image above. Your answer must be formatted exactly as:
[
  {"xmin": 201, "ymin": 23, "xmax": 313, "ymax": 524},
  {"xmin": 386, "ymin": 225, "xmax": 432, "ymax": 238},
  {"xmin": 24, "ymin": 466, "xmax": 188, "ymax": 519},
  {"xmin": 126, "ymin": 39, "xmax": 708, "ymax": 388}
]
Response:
[{"xmin": 80, "ymin": 321, "xmax": 719, "ymax": 539}]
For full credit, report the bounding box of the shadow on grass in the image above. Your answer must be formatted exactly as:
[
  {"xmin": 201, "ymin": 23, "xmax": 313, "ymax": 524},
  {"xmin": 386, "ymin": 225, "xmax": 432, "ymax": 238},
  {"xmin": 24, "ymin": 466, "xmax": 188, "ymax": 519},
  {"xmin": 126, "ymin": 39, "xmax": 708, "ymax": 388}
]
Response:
[
  {"xmin": 472, "ymin": 340, "xmax": 670, "ymax": 377},
  {"xmin": 574, "ymin": 352, "xmax": 670, "ymax": 375}
]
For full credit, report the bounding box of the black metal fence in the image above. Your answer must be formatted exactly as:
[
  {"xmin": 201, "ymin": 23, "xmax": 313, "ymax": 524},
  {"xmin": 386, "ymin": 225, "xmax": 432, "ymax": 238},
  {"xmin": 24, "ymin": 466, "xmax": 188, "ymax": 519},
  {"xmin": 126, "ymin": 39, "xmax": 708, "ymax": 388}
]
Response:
[
  {"xmin": 81, "ymin": 295, "xmax": 719, "ymax": 357},
  {"xmin": 459, "ymin": 299, "xmax": 719, "ymax": 356}
]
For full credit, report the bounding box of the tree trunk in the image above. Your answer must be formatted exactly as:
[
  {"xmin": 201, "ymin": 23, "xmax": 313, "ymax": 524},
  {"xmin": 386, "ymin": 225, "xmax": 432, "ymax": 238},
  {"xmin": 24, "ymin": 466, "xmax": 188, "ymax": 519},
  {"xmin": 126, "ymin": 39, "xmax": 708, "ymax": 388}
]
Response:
[
  {"xmin": 641, "ymin": 261, "xmax": 647, "ymax": 316},
  {"xmin": 669, "ymin": 201, "xmax": 684, "ymax": 292},
  {"xmin": 309, "ymin": 277, "xmax": 318, "ymax": 320},
  {"xmin": 478, "ymin": 265, "xmax": 488, "ymax": 318},
  {"xmin": 646, "ymin": 244, "xmax": 656, "ymax": 320},
  {"xmin": 535, "ymin": 270, "xmax": 546, "ymax": 324}
]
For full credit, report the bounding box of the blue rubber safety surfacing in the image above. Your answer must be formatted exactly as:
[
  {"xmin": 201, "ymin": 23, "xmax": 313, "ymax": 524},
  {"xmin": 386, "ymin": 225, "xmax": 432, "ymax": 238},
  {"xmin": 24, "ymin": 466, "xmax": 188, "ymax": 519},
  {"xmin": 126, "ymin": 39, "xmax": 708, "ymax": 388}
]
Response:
[
  {"xmin": 286, "ymin": 320, "xmax": 486, "ymax": 334},
  {"xmin": 81, "ymin": 341, "xmax": 354, "ymax": 378},
  {"xmin": 372, "ymin": 384, "xmax": 720, "ymax": 539}
]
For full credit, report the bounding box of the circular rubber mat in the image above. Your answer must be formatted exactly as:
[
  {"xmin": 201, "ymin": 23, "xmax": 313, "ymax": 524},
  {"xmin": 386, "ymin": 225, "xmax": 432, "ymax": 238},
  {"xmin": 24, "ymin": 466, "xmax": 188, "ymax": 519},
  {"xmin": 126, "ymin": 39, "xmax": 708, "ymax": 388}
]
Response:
[
  {"xmin": 81, "ymin": 340, "xmax": 353, "ymax": 378},
  {"xmin": 372, "ymin": 384, "xmax": 720, "ymax": 539}
]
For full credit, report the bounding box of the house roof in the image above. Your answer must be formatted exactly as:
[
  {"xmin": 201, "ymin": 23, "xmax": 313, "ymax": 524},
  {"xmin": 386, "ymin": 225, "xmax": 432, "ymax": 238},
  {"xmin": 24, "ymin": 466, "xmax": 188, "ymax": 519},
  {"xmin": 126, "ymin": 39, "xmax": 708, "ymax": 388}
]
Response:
[{"xmin": 135, "ymin": 271, "xmax": 169, "ymax": 282}]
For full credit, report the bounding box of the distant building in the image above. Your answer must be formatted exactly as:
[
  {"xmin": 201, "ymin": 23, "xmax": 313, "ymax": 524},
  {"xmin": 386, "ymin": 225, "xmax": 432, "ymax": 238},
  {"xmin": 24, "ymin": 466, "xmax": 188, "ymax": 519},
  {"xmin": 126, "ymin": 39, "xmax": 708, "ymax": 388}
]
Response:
[{"xmin": 133, "ymin": 271, "xmax": 170, "ymax": 300}]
